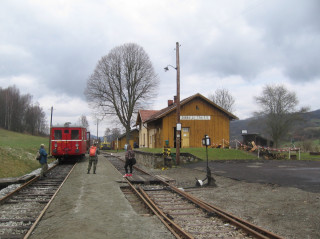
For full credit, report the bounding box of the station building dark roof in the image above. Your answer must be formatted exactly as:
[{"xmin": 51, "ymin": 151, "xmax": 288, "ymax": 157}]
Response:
[
  {"xmin": 144, "ymin": 93, "xmax": 238, "ymax": 123},
  {"xmin": 118, "ymin": 128, "xmax": 139, "ymax": 140},
  {"xmin": 136, "ymin": 110, "xmax": 160, "ymax": 125}
]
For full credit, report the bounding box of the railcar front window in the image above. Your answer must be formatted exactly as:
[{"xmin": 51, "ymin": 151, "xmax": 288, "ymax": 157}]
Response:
[
  {"xmin": 71, "ymin": 130, "xmax": 79, "ymax": 139},
  {"xmin": 54, "ymin": 130, "xmax": 62, "ymax": 140}
]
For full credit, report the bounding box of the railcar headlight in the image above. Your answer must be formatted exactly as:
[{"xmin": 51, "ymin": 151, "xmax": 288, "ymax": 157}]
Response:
[
  {"xmin": 76, "ymin": 143, "xmax": 79, "ymax": 147},
  {"xmin": 54, "ymin": 143, "xmax": 58, "ymax": 148}
]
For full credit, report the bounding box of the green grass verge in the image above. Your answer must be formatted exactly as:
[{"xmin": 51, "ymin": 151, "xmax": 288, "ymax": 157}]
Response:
[
  {"xmin": 137, "ymin": 147, "xmax": 320, "ymax": 161},
  {"xmin": 280, "ymin": 151, "xmax": 320, "ymax": 160},
  {"xmin": 103, "ymin": 149, "xmax": 126, "ymax": 153},
  {"xmin": 137, "ymin": 147, "xmax": 257, "ymax": 160},
  {"xmin": 0, "ymin": 128, "xmax": 54, "ymax": 178}
]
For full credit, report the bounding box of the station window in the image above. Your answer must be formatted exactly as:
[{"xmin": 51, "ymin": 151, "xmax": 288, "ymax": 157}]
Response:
[
  {"xmin": 182, "ymin": 128, "xmax": 189, "ymax": 132},
  {"xmin": 71, "ymin": 130, "xmax": 79, "ymax": 139},
  {"xmin": 54, "ymin": 130, "xmax": 62, "ymax": 140}
]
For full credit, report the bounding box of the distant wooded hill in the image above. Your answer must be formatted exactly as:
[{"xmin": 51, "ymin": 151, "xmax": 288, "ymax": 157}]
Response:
[{"xmin": 230, "ymin": 109, "xmax": 320, "ymax": 143}]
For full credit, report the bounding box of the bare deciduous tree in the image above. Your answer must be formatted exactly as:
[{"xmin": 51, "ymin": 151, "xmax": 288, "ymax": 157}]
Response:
[
  {"xmin": 254, "ymin": 84, "xmax": 309, "ymax": 147},
  {"xmin": 85, "ymin": 43, "xmax": 158, "ymax": 143},
  {"xmin": 78, "ymin": 115, "xmax": 89, "ymax": 129},
  {"xmin": 25, "ymin": 103, "xmax": 46, "ymax": 135},
  {"xmin": 0, "ymin": 85, "xmax": 47, "ymax": 135},
  {"xmin": 104, "ymin": 128, "xmax": 111, "ymax": 138},
  {"xmin": 208, "ymin": 88, "xmax": 235, "ymax": 113},
  {"xmin": 110, "ymin": 128, "xmax": 121, "ymax": 142}
]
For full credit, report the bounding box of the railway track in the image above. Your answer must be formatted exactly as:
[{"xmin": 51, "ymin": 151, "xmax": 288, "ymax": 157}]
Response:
[
  {"xmin": 106, "ymin": 154, "xmax": 284, "ymax": 239},
  {"xmin": 0, "ymin": 163, "xmax": 76, "ymax": 239}
]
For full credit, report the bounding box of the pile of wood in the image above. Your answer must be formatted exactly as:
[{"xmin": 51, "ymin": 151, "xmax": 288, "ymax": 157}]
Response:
[{"xmin": 258, "ymin": 148, "xmax": 286, "ymax": 160}]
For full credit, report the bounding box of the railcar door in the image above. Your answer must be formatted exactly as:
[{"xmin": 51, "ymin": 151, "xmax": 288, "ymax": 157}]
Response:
[
  {"xmin": 53, "ymin": 129, "xmax": 62, "ymax": 155},
  {"xmin": 71, "ymin": 129, "xmax": 80, "ymax": 154},
  {"xmin": 62, "ymin": 129, "xmax": 71, "ymax": 154}
]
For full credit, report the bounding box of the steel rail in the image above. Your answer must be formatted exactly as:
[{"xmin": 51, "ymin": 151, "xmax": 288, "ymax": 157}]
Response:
[
  {"xmin": 23, "ymin": 163, "xmax": 77, "ymax": 239},
  {"xmin": 162, "ymin": 181, "xmax": 284, "ymax": 239},
  {"xmin": 0, "ymin": 163, "xmax": 59, "ymax": 205},
  {"xmin": 109, "ymin": 153, "xmax": 284, "ymax": 239},
  {"xmin": 137, "ymin": 185, "xmax": 194, "ymax": 239},
  {"xmin": 124, "ymin": 178, "xmax": 193, "ymax": 239},
  {"xmin": 201, "ymin": 200, "xmax": 284, "ymax": 239}
]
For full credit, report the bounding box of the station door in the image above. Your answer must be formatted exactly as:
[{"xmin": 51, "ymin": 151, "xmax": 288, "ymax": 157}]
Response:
[{"xmin": 181, "ymin": 127, "xmax": 190, "ymax": 148}]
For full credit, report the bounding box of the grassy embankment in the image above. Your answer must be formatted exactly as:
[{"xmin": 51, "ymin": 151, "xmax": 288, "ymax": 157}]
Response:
[
  {"xmin": 2, "ymin": 127, "xmax": 319, "ymax": 178},
  {"xmin": 0, "ymin": 128, "xmax": 54, "ymax": 178}
]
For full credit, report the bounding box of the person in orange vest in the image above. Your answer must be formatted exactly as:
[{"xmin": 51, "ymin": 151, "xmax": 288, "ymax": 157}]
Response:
[{"xmin": 87, "ymin": 142, "xmax": 100, "ymax": 174}]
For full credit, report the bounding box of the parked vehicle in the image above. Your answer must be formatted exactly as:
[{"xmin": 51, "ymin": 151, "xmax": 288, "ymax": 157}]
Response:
[{"xmin": 51, "ymin": 126, "xmax": 90, "ymax": 163}]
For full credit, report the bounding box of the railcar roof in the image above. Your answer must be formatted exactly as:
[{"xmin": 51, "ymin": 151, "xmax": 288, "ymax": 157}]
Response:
[{"xmin": 51, "ymin": 125, "xmax": 87, "ymax": 128}]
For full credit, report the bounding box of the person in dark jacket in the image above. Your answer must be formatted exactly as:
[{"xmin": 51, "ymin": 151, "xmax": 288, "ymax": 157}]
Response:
[
  {"xmin": 39, "ymin": 144, "xmax": 48, "ymax": 179},
  {"xmin": 123, "ymin": 144, "xmax": 135, "ymax": 177}
]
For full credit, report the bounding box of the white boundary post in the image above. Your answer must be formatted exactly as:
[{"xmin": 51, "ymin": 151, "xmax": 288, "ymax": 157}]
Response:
[{"xmin": 289, "ymin": 149, "xmax": 291, "ymax": 159}]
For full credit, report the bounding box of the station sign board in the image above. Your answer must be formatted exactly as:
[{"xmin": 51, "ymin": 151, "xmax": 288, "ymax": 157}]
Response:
[{"xmin": 180, "ymin": 115, "xmax": 211, "ymax": 120}]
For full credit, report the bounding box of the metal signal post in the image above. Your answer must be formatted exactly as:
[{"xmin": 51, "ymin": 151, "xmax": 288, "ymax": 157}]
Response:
[{"xmin": 198, "ymin": 135, "xmax": 216, "ymax": 187}]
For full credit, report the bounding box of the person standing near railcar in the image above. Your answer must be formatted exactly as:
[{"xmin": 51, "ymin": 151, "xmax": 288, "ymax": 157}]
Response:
[
  {"xmin": 39, "ymin": 144, "xmax": 48, "ymax": 179},
  {"xmin": 88, "ymin": 143, "xmax": 99, "ymax": 174}
]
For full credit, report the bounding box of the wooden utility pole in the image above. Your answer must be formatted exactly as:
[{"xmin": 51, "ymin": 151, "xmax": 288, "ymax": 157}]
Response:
[
  {"xmin": 48, "ymin": 106, "xmax": 53, "ymax": 155},
  {"xmin": 176, "ymin": 42, "xmax": 181, "ymax": 165}
]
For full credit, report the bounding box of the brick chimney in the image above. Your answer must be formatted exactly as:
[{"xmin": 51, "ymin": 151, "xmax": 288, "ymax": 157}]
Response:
[{"xmin": 174, "ymin": 95, "xmax": 177, "ymax": 103}]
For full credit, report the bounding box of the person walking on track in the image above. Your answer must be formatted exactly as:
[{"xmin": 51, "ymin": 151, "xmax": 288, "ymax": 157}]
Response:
[
  {"xmin": 39, "ymin": 144, "xmax": 48, "ymax": 179},
  {"xmin": 123, "ymin": 144, "xmax": 136, "ymax": 177},
  {"xmin": 88, "ymin": 142, "xmax": 99, "ymax": 174}
]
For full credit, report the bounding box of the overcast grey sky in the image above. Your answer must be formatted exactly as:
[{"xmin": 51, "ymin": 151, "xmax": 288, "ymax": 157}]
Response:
[{"xmin": 1, "ymin": 0, "xmax": 319, "ymax": 136}]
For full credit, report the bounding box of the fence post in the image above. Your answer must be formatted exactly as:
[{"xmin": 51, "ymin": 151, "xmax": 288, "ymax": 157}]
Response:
[{"xmin": 288, "ymin": 149, "xmax": 291, "ymax": 160}]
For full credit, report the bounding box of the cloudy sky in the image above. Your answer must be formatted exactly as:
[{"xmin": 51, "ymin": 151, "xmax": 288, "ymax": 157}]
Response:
[{"xmin": 1, "ymin": 0, "xmax": 319, "ymax": 136}]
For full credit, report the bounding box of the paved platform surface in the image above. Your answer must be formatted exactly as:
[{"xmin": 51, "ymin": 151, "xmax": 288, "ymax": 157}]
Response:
[
  {"xmin": 185, "ymin": 160, "xmax": 320, "ymax": 193},
  {"xmin": 29, "ymin": 155, "xmax": 174, "ymax": 239}
]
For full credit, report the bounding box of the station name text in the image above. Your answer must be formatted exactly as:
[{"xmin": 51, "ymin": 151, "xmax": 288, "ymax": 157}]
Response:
[{"xmin": 180, "ymin": 116, "xmax": 211, "ymax": 120}]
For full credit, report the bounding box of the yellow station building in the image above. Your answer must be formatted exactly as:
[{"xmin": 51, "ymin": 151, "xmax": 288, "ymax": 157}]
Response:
[{"xmin": 136, "ymin": 93, "xmax": 238, "ymax": 149}]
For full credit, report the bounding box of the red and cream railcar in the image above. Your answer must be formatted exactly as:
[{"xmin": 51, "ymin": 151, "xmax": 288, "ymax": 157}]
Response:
[{"xmin": 51, "ymin": 126, "xmax": 90, "ymax": 162}]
